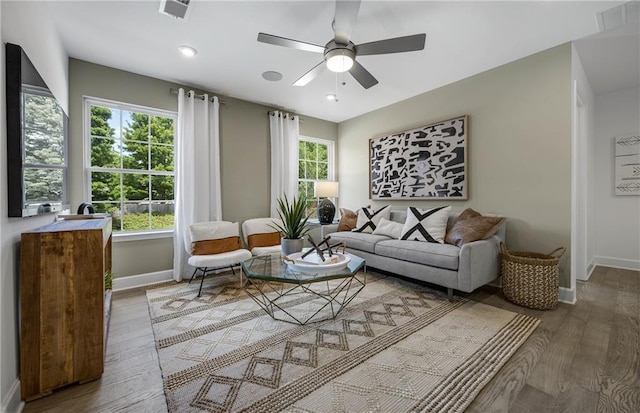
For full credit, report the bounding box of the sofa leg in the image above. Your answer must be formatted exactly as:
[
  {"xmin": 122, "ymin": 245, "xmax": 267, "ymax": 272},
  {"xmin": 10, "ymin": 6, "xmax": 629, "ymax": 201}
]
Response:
[{"xmin": 447, "ymin": 288, "xmax": 453, "ymax": 301}]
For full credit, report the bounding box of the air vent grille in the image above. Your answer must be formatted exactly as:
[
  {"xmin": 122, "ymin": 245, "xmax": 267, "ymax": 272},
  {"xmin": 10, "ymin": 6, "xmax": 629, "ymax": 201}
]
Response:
[{"xmin": 159, "ymin": 0, "xmax": 191, "ymax": 20}]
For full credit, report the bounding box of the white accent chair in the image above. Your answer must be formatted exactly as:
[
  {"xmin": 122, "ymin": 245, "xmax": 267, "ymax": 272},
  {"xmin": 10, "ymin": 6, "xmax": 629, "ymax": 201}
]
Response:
[
  {"xmin": 241, "ymin": 218, "xmax": 283, "ymax": 256},
  {"xmin": 187, "ymin": 221, "xmax": 252, "ymax": 296}
]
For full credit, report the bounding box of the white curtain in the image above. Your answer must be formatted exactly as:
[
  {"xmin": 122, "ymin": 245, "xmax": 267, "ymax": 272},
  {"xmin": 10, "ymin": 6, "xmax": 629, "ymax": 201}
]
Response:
[
  {"xmin": 173, "ymin": 89, "xmax": 221, "ymax": 281},
  {"xmin": 270, "ymin": 111, "xmax": 299, "ymax": 218}
]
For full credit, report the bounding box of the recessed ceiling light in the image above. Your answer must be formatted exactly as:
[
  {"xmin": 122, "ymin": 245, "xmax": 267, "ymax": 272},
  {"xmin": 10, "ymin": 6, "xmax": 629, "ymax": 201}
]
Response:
[
  {"xmin": 326, "ymin": 94, "xmax": 338, "ymax": 102},
  {"xmin": 262, "ymin": 71, "xmax": 283, "ymax": 82},
  {"xmin": 178, "ymin": 45, "xmax": 197, "ymax": 57}
]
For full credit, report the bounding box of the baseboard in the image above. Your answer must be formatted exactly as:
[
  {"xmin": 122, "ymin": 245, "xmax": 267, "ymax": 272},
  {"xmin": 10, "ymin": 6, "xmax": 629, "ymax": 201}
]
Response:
[
  {"xmin": 593, "ymin": 256, "xmax": 640, "ymax": 271},
  {"xmin": 558, "ymin": 287, "xmax": 576, "ymax": 305},
  {"xmin": 585, "ymin": 260, "xmax": 597, "ymax": 281},
  {"xmin": 112, "ymin": 269, "xmax": 174, "ymax": 292},
  {"xmin": 1, "ymin": 379, "xmax": 24, "ymax": 413}
]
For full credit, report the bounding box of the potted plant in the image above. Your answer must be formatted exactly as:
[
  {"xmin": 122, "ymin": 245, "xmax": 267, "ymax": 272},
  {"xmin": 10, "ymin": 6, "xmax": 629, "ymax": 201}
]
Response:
[{"xmin": 271, "ymin": 193, "xmax": 312, "ymax": 256}]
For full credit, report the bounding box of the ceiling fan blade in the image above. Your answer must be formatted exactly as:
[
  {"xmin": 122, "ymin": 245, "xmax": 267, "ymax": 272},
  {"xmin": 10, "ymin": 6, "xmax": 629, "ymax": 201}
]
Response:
[
  {"xmin": 349, "ymin": 60, "xmax": 378, "ymax": 89},
  {"xmin": 356, "ymin": 33, "xmax": 426, "ymax": 56},
  {"xmin": 333, "ymin": 0, "xmax": 361, "ymax": 45},
  {"xmin": 293, "ymin": 61, "xmax": 326, "ymax": 86},
  {"xmin": 257, "ymin": 32, "xmax": 325, "ymax": 53}
]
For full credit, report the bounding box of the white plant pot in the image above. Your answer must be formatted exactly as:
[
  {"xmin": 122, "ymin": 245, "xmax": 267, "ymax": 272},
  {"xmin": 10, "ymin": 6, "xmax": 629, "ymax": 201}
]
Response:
[{"xmin": 281, "ymin": 238, "xmax": 304, "ymax": 257}]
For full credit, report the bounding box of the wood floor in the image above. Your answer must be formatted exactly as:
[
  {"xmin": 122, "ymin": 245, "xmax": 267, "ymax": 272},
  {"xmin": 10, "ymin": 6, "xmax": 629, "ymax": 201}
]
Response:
[{"xmin": 23, "ymin": 266, "xmax": 639, "ymax": 413}]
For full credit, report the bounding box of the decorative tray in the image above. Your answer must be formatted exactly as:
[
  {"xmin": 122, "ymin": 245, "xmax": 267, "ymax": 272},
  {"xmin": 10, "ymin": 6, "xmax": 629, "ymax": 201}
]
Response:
[{"xmin": 284, "ymin": 252, "xmax": 350, "ymax": 273}]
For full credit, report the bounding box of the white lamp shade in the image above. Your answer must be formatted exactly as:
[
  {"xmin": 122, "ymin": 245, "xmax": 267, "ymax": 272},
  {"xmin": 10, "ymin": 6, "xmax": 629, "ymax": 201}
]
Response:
[{"xmin": 315, "ymin": 181, "xmax": 339, "ymax": 198}]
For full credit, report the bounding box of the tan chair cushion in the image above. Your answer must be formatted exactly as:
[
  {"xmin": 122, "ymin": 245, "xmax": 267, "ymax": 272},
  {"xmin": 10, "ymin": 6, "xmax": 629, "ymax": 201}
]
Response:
[
  {"xmin": 189, "ymin": 221, "xmax": 242, "ymax": 255},
  {"xmin": 192, "ymin": 236, "xmax": 242, "ymax": 255},
  {"xmin": 247, "ymin": 232, "xmax": 281, "ymax": 250}
]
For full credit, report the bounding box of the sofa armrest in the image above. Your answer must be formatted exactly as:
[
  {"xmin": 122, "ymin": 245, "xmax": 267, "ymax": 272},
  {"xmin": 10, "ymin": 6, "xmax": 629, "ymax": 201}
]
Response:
[
  {"xmin": 321, "ymin": 224, "xmax": 340, "ymax": 238},
  {"xmin": 457, "ymin": 235, "xmax": 501, "ymax": 292}
]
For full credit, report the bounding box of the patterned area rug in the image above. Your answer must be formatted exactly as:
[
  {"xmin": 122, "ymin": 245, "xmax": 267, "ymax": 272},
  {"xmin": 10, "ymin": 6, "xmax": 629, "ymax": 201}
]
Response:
[{"xmin": 146, "ymin": 271, "xmax": 539, "ymax": 413}]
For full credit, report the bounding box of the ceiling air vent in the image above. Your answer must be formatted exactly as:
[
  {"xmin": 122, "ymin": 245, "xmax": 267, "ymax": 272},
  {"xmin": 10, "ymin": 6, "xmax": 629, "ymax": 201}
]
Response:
[{"xmin": 159, "ymin": 0, "xmax": 191, "ymax": 20}]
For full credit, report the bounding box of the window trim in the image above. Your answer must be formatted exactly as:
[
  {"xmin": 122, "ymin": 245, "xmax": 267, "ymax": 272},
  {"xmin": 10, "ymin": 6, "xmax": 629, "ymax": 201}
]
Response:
[
  {"xmin": 297, "ymin": 135, "xmax": 335, "ymax": 210},
  {"xmin": 83, "ymin": 96, "xmax": 177, "ymax": 237}
]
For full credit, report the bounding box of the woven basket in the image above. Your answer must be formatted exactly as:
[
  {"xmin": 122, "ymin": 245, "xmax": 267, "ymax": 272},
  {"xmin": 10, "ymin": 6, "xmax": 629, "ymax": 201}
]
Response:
[{"xmin": 500, "ymin": 243, "xmax": 565, "ymax": 310}]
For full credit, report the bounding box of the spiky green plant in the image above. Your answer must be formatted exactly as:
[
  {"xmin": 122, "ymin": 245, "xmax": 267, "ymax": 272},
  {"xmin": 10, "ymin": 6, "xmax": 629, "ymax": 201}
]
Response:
[
  {"xmin": 270, "ymin": 193, "xmax": 312, "ymax": 239},
  {"xmin": 104, "ymin": 271, "xmax": 113, "ymax": 290}
]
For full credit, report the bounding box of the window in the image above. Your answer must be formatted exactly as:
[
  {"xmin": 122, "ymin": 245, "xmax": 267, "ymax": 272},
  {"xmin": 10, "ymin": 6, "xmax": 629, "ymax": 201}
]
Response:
[
  {"xmin": 297, "ymin": 136, "xmax": 334, "ymax": 217},
  {"xmin": 23, "ymin": 86, "xmax": 68, "ymax": 212},
  {"xmin": 84, "ymin": 98, "xmax": 176, "ymax": 233}
]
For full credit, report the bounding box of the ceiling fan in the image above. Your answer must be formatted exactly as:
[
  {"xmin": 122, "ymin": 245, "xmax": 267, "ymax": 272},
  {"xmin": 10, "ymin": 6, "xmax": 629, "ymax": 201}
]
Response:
[{"xmin": 257, "ymin": 0, "xmax": 426, "ymax": 89}]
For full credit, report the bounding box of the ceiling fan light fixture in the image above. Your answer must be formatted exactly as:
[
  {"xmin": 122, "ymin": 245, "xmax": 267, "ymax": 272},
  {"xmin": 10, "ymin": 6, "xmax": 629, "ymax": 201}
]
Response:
[{"xmin": 325, "ymin": 48, "xmax": 354, "ymax": 73}]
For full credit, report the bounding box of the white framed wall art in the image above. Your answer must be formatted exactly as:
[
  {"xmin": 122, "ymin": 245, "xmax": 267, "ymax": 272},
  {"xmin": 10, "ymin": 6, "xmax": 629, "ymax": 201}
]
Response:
[
  {"xmin": 369, "ymin": 115, "xmax": 468, "ymax": 200},
  {"xmin": 615, "ymin": 135, "xmax": 640, "ymax": 196}
]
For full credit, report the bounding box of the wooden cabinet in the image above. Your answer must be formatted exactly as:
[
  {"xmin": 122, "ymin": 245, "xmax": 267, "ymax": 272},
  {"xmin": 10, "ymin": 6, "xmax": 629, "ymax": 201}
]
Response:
[{"xmin": 20, "ymin": 217, "xmax": 112, "ymax": 401}]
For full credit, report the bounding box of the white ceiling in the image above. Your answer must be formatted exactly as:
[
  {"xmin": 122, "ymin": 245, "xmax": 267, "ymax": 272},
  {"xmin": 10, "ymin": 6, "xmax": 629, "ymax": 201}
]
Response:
[
  {"xmin": 44, "ymin": 0, "xmax": 632, "ymax": 123},
  {"xmin": 574, "ymin": 2, "xmax": 640, "ymax": 96}
]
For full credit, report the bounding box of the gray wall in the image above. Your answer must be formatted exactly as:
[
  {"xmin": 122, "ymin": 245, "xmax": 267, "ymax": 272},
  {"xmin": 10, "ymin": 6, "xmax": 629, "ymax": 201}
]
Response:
[
  {"xmin": 338, "ymin": 44, "xmax": 573, "ymax": 287},
  {"xmin": 1, "ymin": 1, "xmax": 69, "ymax": 409},
  {"xmin": 594, "ymin": 86, "xmax": 640, "ymax": 268},
  {"xmin": 68, "ymin": 59, "xmax": 338, "ymax": 278}
]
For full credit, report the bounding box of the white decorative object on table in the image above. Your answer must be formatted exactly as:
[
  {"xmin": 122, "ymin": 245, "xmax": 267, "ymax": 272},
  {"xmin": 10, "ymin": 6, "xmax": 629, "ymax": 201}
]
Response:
[{"xmin": 284, "ymin": 252, "xmax": 351, "ymax": 273}]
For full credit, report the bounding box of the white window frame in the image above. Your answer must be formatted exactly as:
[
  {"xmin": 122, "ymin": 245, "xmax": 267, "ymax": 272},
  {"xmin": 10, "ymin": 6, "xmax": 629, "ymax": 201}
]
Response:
[
  {"xmin": 298, "ymin": 135, "xmax": 335, "ymax": 210},
  {"xmin": 83, "ymin": 97, "xmax": 177, "ymax": 241}
]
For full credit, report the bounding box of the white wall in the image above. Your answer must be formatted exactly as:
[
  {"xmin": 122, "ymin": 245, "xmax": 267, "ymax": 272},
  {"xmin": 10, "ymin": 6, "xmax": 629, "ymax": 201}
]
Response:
[
  {"xmin": 593, "ymin": 86, "xmax": 640, "ymax": 270},
  {"xmin": 0, "ymin": 2, "xmax": 68, "ymax": 411},
  {"xmin": 571, "ymin": 45, "xmax": 596, "ymax": 287}
]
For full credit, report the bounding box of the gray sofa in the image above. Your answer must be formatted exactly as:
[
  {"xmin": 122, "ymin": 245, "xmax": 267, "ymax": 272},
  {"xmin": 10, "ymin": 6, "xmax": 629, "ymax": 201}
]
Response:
[{"xmin": 321, "ymin": 209, "xmax": 506, "ymax": 297}]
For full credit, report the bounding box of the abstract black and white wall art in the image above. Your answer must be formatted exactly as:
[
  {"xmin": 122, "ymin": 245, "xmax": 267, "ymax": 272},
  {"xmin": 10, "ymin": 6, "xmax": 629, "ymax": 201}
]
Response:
[
  {"xmin": 369, "ymin": 116, "xmax": 468, "ymax": 200},
  {"xmin": 615, "ymin": 135, "xmax": 640, "ymax": 196}
]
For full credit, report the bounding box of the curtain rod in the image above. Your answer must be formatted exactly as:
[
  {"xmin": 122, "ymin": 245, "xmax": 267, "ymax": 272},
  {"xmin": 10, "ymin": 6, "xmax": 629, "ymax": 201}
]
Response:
[
  {"xmin": 169, "ymin": 88, "xmax": 226, "ymax": 104},
  {"xmin": 267, "ymin": 110, "xmax": 304, "ymax": 122}
]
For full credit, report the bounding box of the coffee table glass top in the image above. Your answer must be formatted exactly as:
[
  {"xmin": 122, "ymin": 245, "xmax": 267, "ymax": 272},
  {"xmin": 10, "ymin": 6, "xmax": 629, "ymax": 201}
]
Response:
[{"xmin": 242, "ymin": 252, "xmax": 365, "ymax": 283}]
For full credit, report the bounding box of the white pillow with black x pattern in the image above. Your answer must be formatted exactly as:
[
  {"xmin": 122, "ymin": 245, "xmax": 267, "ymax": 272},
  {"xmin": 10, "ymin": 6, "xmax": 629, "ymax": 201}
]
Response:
[
  {"xmin": 352, "ymin": 205, "xmax": 391, "ymax": 233},
  {"xmin": 400, "ymin": 206, "xmax": 451, "ymax": 243}
]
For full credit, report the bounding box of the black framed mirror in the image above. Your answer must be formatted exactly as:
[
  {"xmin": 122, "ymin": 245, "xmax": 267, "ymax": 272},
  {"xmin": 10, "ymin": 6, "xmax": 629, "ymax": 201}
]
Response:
[{"xmin": 5, "ymin": 43, "xmax": 69, "ymax": 217}]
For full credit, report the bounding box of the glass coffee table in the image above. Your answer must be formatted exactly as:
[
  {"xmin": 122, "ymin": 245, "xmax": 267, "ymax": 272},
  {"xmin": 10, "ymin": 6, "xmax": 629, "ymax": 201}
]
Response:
[{"xmin": 241, "ymin": 253, "xmax": 366, "ymax": 325}]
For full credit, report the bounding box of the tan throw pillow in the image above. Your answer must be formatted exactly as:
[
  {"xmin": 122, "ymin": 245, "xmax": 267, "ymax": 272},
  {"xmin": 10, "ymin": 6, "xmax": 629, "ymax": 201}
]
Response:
[
  {"xmin": 192, "ymin": 236, "xmax": 242, "ymax": 255},
  {"xmin": 247, "ymin": 232, "xmax": 281, "ymax": 250},
  {"xmin": 337, "ymin": 208, "xmax": 358, "ymax": 232},
  {"xmin": 445, "ymin": 208, "xmax": 505, "ymax": 247}
]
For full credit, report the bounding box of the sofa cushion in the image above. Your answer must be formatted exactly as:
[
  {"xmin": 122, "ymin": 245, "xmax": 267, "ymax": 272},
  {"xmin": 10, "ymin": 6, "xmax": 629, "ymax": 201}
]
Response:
[
  {"xmin": 337, "ymin": 208, "xmax": 357, "ymax": 232},
  {"xmin": 375, "ymin": 239, "xmax": 460, "ymax": 270},
  {"xmin": 328, "ymin": 231, "xmax": 391, "ymax": 254},
  {"xmin": 400, "ymin": 206, "xmax": 451, "ymax": 243},
  {"xmin": 352, "ymin": 205, "xmax": 391, "ymax": 233}
]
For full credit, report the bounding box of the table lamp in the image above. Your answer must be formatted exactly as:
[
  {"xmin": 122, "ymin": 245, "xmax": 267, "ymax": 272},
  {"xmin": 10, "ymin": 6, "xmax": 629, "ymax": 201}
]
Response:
[{"xmin": 315, "ymin": 181, "xmax": 339, "ymax": 224}]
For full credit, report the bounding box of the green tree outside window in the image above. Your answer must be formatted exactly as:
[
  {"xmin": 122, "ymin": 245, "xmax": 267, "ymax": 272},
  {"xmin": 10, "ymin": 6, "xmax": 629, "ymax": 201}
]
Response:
[{"xmin": 88, "ymin": 102, "xmax": 175, "ymax": 232}]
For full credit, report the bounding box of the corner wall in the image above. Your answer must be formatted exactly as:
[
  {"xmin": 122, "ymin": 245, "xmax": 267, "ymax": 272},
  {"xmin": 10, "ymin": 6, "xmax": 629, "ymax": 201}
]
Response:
[
  {"xmin": 338, "ymin": 44, "xmax": 573, "ymax": 287},
  {"xmin": 1, "ymin": 2, "xmax": 69, "ymax": 411},
  {"xmin": 571, "ymin": 44, "xmax": 596, "ymax": 287},
  {"xmin": 593, "ymin": 86, "xmax": 640, "ymax": 270},
  {"xmin": 68, "ymin": 59, "xmax": 338, "ymax": 278}
]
